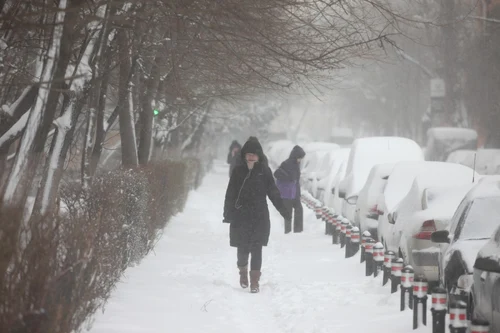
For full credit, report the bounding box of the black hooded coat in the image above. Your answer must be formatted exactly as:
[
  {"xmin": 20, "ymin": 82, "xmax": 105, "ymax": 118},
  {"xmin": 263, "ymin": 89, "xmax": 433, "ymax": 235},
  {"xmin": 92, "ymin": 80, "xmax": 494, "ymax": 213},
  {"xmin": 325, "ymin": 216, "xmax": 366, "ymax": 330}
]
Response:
[
  {"xmin": 223, "ymin": 139, "xmax": 289, "ymax": 248},
  {"xmin": 227, "ymin": 140, "xmax": 243, "ymax": 176},
  {"xmin": 273, "ymin": 145, "xmax": 306, "ymax": 199}
]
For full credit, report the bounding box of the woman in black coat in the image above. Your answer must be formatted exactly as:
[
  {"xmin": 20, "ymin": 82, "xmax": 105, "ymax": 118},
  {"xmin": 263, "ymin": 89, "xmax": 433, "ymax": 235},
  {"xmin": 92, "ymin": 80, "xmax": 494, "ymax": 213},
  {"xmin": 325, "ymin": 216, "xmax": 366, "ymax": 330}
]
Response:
[
  {"xmin": 226, "ymin": 140, "xmax": 243, "ymax": 177},
  {"xmin": 223, "ymin": 138, "xmax": 291, "ymax": 293}
]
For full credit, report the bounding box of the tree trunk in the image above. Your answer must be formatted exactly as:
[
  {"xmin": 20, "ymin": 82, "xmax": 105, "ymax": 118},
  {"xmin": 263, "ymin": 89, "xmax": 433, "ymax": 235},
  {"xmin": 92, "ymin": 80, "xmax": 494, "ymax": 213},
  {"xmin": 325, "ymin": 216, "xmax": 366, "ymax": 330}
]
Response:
[
  {"xmin": 90, "ymin": 3, "xmax": 116, "ymax": 175},
  {"xmin": 117, "ymin": 29, "xmax": 138, "ymax": 168},
  {"xmin": 137, "ymin": 53, "xmax": 163, "ymax": 165},
  {"xmin": 81, "ymin": 107, "xmax": 96, "ymax": 189},
  {"xmin": 32, "ymin": 89, "xmax": 88, "ymax": 217},
  {"xmin": 1, "ymin": 0, "xmax": 68, "ymax": 208}
]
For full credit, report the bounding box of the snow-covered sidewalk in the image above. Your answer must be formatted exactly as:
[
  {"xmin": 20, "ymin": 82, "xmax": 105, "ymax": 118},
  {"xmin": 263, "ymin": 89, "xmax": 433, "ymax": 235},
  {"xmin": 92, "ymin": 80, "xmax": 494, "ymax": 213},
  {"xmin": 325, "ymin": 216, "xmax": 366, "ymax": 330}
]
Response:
[{"xmin": 88, "ymin": 161, "xmax": 423, "ymax": 333}]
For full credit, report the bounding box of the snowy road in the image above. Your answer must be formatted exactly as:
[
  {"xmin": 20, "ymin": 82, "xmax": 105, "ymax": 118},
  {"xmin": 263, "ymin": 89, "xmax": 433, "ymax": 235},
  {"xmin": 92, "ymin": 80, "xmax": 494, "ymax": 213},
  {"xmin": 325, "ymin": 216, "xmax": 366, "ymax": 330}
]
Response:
[{"xmin": 88, "ymin": 161, "xmax": 424, "ymax": 333}]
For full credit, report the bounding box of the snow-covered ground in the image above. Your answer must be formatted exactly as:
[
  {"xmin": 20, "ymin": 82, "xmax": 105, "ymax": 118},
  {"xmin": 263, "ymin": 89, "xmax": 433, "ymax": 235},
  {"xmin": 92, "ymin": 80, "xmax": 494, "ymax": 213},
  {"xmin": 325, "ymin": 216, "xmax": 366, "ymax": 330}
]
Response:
[{"xmin": 87, "ymin": 160, "xmax": 430, "ymax": 333}]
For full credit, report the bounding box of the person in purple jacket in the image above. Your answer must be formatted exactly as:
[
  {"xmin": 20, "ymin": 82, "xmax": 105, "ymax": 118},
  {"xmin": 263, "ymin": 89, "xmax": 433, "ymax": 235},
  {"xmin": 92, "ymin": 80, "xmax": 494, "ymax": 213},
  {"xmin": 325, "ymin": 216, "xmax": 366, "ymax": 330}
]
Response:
[{"xmin": 274, "ymin": 145, "xmax": 306, "ymax": 234}]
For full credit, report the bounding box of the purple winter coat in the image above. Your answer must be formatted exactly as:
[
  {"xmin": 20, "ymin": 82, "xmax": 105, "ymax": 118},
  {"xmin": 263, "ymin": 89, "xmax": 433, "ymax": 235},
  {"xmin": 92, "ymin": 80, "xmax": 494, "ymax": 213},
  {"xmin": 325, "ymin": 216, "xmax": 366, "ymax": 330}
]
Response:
[{"xmin": 273, "ymin": 145, "xmax": 305, "ymax": 200}]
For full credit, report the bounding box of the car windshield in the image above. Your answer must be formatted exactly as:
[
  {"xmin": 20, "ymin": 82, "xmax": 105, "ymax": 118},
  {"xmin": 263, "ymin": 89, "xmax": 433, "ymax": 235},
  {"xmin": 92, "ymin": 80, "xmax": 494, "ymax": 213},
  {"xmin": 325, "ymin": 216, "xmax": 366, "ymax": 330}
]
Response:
[{"xmin": 460, "ymin": 196, "xmax": 500, "ymax": 240}]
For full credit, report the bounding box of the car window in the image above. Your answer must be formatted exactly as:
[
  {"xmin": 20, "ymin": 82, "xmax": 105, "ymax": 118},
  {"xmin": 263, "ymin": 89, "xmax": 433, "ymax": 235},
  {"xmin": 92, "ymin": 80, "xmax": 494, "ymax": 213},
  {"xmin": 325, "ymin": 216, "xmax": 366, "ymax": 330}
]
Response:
[
  {"xmin": 457, "ymin": 196, "xmax": 500, "ymax": 240},
  {"xmin": 449, "ymin": 198, "xmax": 470, "ymax": 241},
  {"xmin": 494, "ymin": 226, "xmax": 500, "ymax": 243}
]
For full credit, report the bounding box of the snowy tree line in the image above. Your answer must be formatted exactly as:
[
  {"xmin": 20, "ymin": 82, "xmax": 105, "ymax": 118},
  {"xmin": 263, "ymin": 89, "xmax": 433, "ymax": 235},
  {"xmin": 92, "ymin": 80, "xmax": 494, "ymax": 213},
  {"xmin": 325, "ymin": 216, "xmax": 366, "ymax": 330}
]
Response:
[
  {"xmin": 0, "ymin": 0, "xmax": 407, "ymax": 216},
  {"xmin": 334, "ymin": 0, "xmax": 500, "ymax": 147},
  {"xmin": 0, "ymin": 0, "xmax": 412, "ymax": 332}
]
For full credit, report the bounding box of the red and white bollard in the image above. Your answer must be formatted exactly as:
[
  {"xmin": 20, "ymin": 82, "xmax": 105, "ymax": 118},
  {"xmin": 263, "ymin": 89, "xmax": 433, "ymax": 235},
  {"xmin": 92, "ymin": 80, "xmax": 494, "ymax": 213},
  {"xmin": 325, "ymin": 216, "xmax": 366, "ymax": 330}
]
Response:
[
  {"xmin": 383, "ymin": 250, "xmax": 395, "ymax": 286},
  {"xmin": 345, "ymin": 224, "xmax": 353, "ymax": 257},
  {"xmin": 364, "ymin": 238, "xmax": 375, "ymax": 276},
  {"xmin": 431, "ymin": 287, "xmax": 447, "ymax": 333},
  {"xmin": 349, "ymin": 227, "xmax": 360, "ymax": 257},
  {"xmin": 413, "ymin": 276, "xmax": 428, "ymax": 329},
  {"xmin": 449, "ymin": 301, "xmax": 467, "ymax": 333},
  {"xmin": 400, "ymin": 265, "xmax": 414, "ymax": 311},
  {"xmin": 391, "ymin": 258, "xmax": 403, "ymax": 294},
  {"xmin": 360, "ymin": 231, "xmax": 371, "ymax": 263},
  {"xmin": 470, "ymin": 319, "xmax": 490, "ymax": 333},
  {"xmin": 372, "ymin": 242, "xmax": 384, "ymax": 277},
  {"xmin": 340, "ymin": 219, "xmax": 348, "ymax": 248},
  {"xmin": 324, "ymin": 208, "xmax": 332, "ymax": 235},
  {"xmin": 315, "ymin": 204, "xmax": 323, "ymax": 220},
  {"xmin": 332, "ymin": 216, "xmax": 341, "ymax": 245}
]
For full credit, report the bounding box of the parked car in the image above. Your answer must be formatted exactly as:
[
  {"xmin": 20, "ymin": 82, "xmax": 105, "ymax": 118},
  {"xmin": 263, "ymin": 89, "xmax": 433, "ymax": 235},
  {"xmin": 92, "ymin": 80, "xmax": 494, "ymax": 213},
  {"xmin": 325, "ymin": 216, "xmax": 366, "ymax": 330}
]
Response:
[
  {"xmin": 472, "ymin": 223, "xmax": 500, "ymax": 333},
  {"xmin": 331, "ymin": 160, "xmax": 348, "ymax": 215},
  {"xmin": 446, "ymin": 148, "xmax": 500, "ymax": 176},
  {"xmin": 431, "ymin": 179, "xmax": 500, "ymax": 304},
  {"xmin": 353, "ymin": 163, "xmax": 395, "ymax": 237},
  {"xmin": 309, "ymin": 149, "xmax": 339, "ymax": 198},
  {"xmin": 266, "ymin": 140, "xmax": 295, "ymax": 168},
  {"xmin": 301, "ymin": 150, "xmax": 329, "ymax": 192},
  {"xmin": 377, "ymin": 161, "xmax": 436, "ymax": 245},
  {"xmin": 476, "ymin": 149, "xmax": 500, "ymax": 175},
  {"xmin": 446, "ymin": 149, "xmax": 476, "ymax": 168},
  {"xmin": 338, "ymin": 137, "xmax": 424, "ymax": 223},
  {"xmin": 425, "ymin": 127, "xmax": 477, "ymax": 162},
  {"xmin": 300, "ymin": 142, "xmax": 339, "ymax": 191},
  {"xmin": 391, "ymin": 163, "xmax": 479, "ymax": 283},
  {"xmin": 316, "ymin": 148, "xmax": 351, "ymax": 206}
]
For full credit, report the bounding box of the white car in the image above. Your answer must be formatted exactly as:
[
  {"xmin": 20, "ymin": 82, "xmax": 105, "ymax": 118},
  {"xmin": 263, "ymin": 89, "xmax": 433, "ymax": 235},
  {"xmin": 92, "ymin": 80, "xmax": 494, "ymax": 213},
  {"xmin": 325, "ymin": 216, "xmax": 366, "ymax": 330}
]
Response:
[
  {"xmin": 353, "ymin": 163, "xmax": 395, "ymax": 236},
  {"xmin": 339, "ymin": 137, "xmax": 424, "ymax": 223},
  {"xmin": 390, "ymin": 164, "xmax": 479, "ymax": 282},
  {"xmin": 309, "ymin": 150, "xmax": 339, "ymax": 198},
  {"xmin": 432, "ymin": 178, "xmax": 500, "ymax": 292},
  {"xmin": 301, "ymin": 150, "xmax": 329, "ymax": 192},
  {"xmin": 300, "ymin": 142, "xmax": 339, "ymax": 191},
  {"xmin": 331, "ymin": 160, "xmax": 348, "ymax": 215},
  {"xmin": 266, "ymin": 140, "xmax": 295, "ymax": 168},
  {"xmin": 378, "ymin": 161, "xmax": 444, "ymax": 245},
  {"xmin": 317, "ymin": 148, "xmax": 351, "ymax": 207}
]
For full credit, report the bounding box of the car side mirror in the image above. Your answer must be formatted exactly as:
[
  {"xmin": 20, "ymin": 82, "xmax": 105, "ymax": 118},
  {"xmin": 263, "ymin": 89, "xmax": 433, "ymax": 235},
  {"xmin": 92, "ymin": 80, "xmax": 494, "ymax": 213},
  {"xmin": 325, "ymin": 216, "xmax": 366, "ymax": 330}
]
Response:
[
  {"xmin": 346, "ymin": 195, "xmax": 358, "ymax": 205},
  {"xmin": 431, "ymin": 230, "xmax": 450, "ymax": 243},
  {"xmin": 338, "ymin": 190, "xmax": 346, "ymax": 199},
  {"xmin": 474, "ymin": 255, "xmax": 500, "ymax": 272}
]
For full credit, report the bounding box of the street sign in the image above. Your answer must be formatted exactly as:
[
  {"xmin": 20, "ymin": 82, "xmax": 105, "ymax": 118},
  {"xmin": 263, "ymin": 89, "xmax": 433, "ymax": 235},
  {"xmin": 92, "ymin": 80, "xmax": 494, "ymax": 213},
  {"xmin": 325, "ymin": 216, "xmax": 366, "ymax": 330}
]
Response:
[{"xmin": 430, "ymin": 79, "xmax": 445, "ymax": 98}]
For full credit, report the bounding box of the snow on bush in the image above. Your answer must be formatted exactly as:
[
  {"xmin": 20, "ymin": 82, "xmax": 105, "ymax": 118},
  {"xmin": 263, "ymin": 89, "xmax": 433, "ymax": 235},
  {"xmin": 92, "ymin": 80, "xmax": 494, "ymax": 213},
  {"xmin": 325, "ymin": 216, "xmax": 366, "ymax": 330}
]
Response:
[{"xmin": 0, "ymin": 159, "xmax": 203, "ymax": 333}]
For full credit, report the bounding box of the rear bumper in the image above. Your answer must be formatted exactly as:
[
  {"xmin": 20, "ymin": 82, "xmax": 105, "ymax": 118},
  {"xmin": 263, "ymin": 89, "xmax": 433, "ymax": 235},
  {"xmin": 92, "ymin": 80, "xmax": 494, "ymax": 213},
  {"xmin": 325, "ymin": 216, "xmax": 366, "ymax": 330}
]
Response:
[{"xmin": 412, "ymin": 248, "xmax": 440, "ymax": 281}]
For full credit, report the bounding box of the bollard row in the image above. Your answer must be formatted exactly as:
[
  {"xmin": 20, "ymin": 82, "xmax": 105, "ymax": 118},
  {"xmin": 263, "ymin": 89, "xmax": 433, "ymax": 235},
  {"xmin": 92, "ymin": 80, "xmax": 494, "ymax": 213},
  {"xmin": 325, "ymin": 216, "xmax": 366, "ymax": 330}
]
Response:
[{"xmin": 302, "ymin": 201, "xmax": 489, "ymax": 333}]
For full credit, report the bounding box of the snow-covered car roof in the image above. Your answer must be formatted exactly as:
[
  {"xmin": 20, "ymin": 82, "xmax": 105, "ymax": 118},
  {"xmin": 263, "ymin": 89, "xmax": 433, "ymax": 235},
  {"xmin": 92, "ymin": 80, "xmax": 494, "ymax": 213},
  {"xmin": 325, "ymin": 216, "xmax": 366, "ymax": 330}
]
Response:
[
  {"xmin": 425, "ymin": 127, "xmax": 478, "ymax": 161},
  {"xmin": 383, "ymin": 161, "xmax": 432, "ymax": 213},
  {"xmin": 396, "ymin": 163, "xmax": 478, "ymax": 218},
  {"xmin": 476, "ymin": 149, "xmax": 500, "ymax": 175},
  {"xmin": 317, "ymin": 148, "xmax": 352, "ymax": 191},
  {"xmin": 462, "ymin": 178, "xmax": 500, "ymax": 201},
  {"xmin": 419, "ymin": 184, "xmax": 476, "ymax": 221},
  {"xmin": 427, "ymin": 127, "xmax": 478, "ymax": 142},
  {"xmin": 400, "ymin": 183, "xmax": 475, "ymax": 237},
  {"xmin": 267, "ymin": 140, "xmax": 295, "ymax": 166},
  {"xmin": 302, "ymin": 150, "xmax": 329, "ymax": 175},
  {"xmin": 344, "ymin": 136, "xmax": 424, "ymax": 196},
  {"xmin": 302, "ymin": 142, "xmax": 340, "ymax": 153},
  {"xmin": 446, "ymin": 149, "xmax": 476, "ymax": 167}
]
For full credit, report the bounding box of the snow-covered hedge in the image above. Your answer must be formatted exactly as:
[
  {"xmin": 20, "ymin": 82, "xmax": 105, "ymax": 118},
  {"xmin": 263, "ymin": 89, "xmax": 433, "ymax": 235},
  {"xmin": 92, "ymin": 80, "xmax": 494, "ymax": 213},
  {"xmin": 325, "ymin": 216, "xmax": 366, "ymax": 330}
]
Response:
[{"xmin": 0, "ymin": 159, "xmax": 203, "ymax": 333}]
